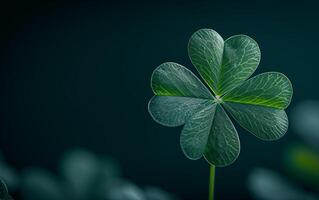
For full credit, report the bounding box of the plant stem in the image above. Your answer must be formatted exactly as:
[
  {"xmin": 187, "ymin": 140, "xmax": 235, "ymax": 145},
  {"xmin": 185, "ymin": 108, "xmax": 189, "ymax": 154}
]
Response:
[{"xmin": 209, "ymin": 165, "xmax": 215, "ymax": 200}]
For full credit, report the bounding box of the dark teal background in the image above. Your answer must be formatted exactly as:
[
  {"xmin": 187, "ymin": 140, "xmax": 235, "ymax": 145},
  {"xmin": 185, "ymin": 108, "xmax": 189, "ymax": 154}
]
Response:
[{"xmin": 1, "ymin": 1, "xmax": 319, "ymax": 199}]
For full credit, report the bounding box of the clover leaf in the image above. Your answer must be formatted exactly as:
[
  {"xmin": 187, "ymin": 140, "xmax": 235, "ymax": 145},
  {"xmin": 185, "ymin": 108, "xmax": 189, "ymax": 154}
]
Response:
[{"xmin": 148, "ymin": 29, "xmax": 293, "ymax": 167}]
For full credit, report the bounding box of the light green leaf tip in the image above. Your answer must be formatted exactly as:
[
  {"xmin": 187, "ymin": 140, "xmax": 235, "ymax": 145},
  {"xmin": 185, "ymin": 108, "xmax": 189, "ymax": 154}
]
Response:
[{"xmin": 148, "ymin": 28, "xmax": 293, "ymax": 167}]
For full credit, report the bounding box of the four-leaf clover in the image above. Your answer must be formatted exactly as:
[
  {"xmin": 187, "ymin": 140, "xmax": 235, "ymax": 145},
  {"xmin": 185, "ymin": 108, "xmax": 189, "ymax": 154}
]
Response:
[{"xmin": 148, "ymin": 29, "xmax": 293, "ymax": 167}]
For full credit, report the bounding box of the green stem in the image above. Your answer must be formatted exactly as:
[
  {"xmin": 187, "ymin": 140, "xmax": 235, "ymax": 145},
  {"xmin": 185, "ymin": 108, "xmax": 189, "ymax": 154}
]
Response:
[{"xmin": 209, "ymin": 165, "xmax": 215, "ymax": 200}]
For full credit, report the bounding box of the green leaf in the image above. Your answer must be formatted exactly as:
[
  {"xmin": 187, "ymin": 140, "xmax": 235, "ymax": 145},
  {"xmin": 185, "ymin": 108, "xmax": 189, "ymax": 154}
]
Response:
[
  {"xmin": 219, "ymin": 35, "xmax": 261, "ymax": 95},
  {"xmin": 180, "ymin": 104, "xmax": 217, "ymax": 159},
  {"xmin": 223, "ymin": 72, "xmax": 293, "ymax": 109},
  {"xmin": 203, "ymin": 105, "xmax": 240, "ymax": 166},
  {"xmin": 188, "ymin": 29, "xmax": 224, "ymax": 94},
  {"xmin": 149, "ymin": 62, "xmax": 214, "ymax": 127},
  {"xmin": 151, "ymin": 62, "xmax": 213, "ymax": 99},
  {"xmin": 224, "ymin": 102, "xmax": 288, "ymax": 140},
  {"xmin": 180, "ymin": 104, "xmax": 240, "ymax": 166},
  {"xmin": 148, "ymin": 96, "xmax": 212, "ymax": 127},
  {"xmin": 188, "ymin": 29, "xmax": 260, "ymax": 95},
  {"xmin": 222, "ymin": 72, "xmax": 291, "ymax": 140}
]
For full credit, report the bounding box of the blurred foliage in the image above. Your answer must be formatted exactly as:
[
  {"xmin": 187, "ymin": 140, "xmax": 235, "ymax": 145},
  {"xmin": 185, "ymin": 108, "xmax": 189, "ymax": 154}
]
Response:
[
  {"xmin": 286, "ymin": 100, "xmax": 319, "ymax": 189},
  {"xmin": 0, "ymin": 148, "xmax": 179, "ymax": 200},
  {"xmin": 59, "ymin": 149, "xmax": 121, "ymax": 200},
  {"xmin": 0, "ymin": 153, "xmax": 19, "ymax": 192},
  {"xmin": 291, "ymin": 101, "xmax": 319, "ymax": 151},
  {"xmin": 97, "ymin": 179, "xmax": 145, "ymax": 200},
  {"xmin": 144, "ymin": 187, "xmax": 179, "ymax": 200},
  {"xmin": 248, "ymin": 168, "xmax": 317, "ymax": 200},
  {"xmin": 21, "ymin": 168, "xmax": 66, "ymax": 200},
  {"xmin": 0, "ymin": 179, "xmax": 14, "ymax": 200},
  {"xmin": 284, "ymin": 144, "xmax": 319, "ymax": 188}
]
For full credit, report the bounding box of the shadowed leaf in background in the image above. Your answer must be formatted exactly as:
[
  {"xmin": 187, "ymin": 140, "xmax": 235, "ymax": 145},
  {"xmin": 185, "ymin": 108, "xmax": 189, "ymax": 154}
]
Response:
[{"xmin": 0, "ymin": 179, "xmax": 14, "ymax": 200}]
